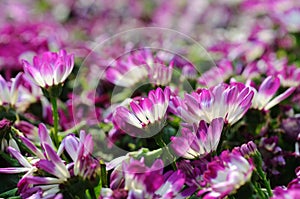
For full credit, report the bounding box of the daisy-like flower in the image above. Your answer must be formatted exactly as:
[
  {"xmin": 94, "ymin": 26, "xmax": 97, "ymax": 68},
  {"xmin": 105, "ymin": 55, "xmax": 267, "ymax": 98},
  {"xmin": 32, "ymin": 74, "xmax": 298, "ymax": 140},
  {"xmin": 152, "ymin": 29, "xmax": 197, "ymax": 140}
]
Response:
[
  {"xmin": 113, "ymin": 87, "xmax": 170, "ymax": 137},
  {"xmin": 22, "ymin": 49, "xmax": 74, "ymax": 89},
  {"xmin": 170, "ymin": 82, "xmax": 254, "ymax": 125},
  {"xmin": 271, "ymin": 185, "xmax": 300, "ymax": 199},
  {"xmin": 18, "ymin": 142, "xmax": 70, "ymax": 199},
  {"xmin": 198, "ymin": 150, "xmax": 254, "ymax": 199},
  {"xmin": 0, "ymin": 72, "xmax": 22, "ymax": 107},
  {"xmin": 171, "ymin": 118, "xmax": 224, "ymax": 159},
  {"xmin": 277, "ymin": 65, "xmax": 300, "ymax": 87},
  {"xmin": 249, "ymin": 76, "xmax": 296, "ymax": 111},
  {"xmin": 106, "ymin": 50, "xmax": 173, "ymax": 87},
  {"xmin": 59, "ymin": 130, "xmax": 100, "ymax": 180},
  {"xmin": 0, "ymin": 123, "xmax": 100, "ymax": 198},
  {"xmin": 198, "ymin": 59, "xmax": 233, "ymax": 88},
  {"xmin": 101, "ymin": 158, "xmax": 186, "ymax": 199}
]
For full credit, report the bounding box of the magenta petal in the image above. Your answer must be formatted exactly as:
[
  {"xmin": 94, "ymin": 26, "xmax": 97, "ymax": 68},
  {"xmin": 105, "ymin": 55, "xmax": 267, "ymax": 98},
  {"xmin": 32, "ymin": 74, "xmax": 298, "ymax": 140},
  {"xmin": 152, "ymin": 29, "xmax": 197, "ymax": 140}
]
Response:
[
  {"xmin": 106, "ymin": 68, "xmax": 120, "ymax": 84},
  {"xmin": 43, "ymin": 144, "xmax": 70, "ymax": 179},
  {"xmin": 7, "ymin": 147, "xmax": 31, "ymax": 168},
  {"xmin": 0, "ymin": 168, "xmax": 30, "ymax": 174},
  {"xmin": 225, "ymin": 87, "xmax": 238, "ymax": 104},
  {"xmin": 0, "ymin": 75, "xmax": 10, "ymax": 103},
  {"xmin": 155, "ymin": 87, "xmax": 165, "ymax": 104},
  {"xmin": 23, "ymin": 62, "xmax": 45, "ymax": 87},
  {"xmin": 259, "ymin": 76, "xmax": 280, "ymax": 98},
  {"xmin": 38, "ymin": 123, "xmax": 54, "ymax": 150},
  {"xmin": 37, "ymin": 160, "xmax": 66, "ymax": 179},
  {"xmin": 200, "ymin": 90, "xmax": 213, "ymax": 109},
  {"xmin": 81, "ymin": 130, "xmax": 94, "ymax": 155},
  {"xmin": 63, "ymin": 135, "xmax": 79, "ymax": 161},
  {"xmin": 265, "ymin": 87, "xmax": 296, "ymax": 110},
  {"xmin": 130, "ymin": 101, "xmax": 148, "ymax": 124},
  {"xmin": 24, "ymin": 176, "xmax": 62, "ymax": 185},
  {"xmin": 19, "ymin": 136, "xmax": 44, "ymax": 159},
  {"xmin": 10, "ymin": 72, "xmax": 23, "ymax": 105},
  {"xmin": 171, "ymin": 137, "xmax": 192, "ymax": 158},
  {"xmin": 54, "ymin": 62, "xmax": 67, "ymax": 84},
  {"xmin": 40, "ymin": 63, "xmax": 54, "ymax": 86},
  {"xmin": 140, "ymin": 98, "xmax": 153, "ymax": 111},
  {"xmin": 130, "ymin": 101, "xmax": 143, "ymax": 115}
]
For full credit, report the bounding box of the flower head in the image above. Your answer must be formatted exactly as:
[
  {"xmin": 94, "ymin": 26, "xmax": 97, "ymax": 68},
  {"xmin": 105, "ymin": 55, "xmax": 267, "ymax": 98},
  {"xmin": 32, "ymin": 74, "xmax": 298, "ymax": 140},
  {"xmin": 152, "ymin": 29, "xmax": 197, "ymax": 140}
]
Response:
[
  {"xmin": 171, "ymin": 118, "xmax": 224, "ymax": 159},
  {"xmin": 101, "ymin": 158, "xmax": 185, "ymax": 199},
  {"xmin": 0, "ymin": 72, "xmax": 22, "ymax": 106},
  {"xmin": 171, "ymin": 82, "xmax": 253, "ymax": 125},
  {"xmin": 113, "ymin": 87, "xmax": 170, "ymax": 137},
  {"xmin": 105, "ymin": 50, "xmax": 173, "ymax": 87},
  {"xmin": 22, "ymin": 49, "xmax": 74, "ymax": 88},
  {"xmin": 199, "ymin": 150, "xmax": 254, "ymax": 198},
  {"xmin": 250, "ymin": 76, "xmax": 296, "ymax": 111}
]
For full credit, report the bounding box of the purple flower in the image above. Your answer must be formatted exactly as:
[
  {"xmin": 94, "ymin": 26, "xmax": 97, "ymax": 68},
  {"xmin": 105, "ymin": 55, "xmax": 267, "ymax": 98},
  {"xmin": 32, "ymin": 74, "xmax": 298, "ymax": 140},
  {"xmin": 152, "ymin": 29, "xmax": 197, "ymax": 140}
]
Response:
[
  {"xmin": 171, "ymin": 118, "xmax": 224, "ymax": 159},
  {"xmin": 277, "ymin": 65, "xmax": 300, "ymax": 87},
  {"xmin": 198, "ymin": 59, "xmax": 233, "ymax": 87},
  {"xmin": 101, "ymin": 158, "xmax": 186, "ymax": 199},
  {"xmin": 12, "ymin": 123, "xmax": 99, "ymax": 198},
  {"xmin": 105, "ymin": 50, "xmax": 173, "ymax": 87},
  {"xmin": 271, "ymin": 185, "xmax": 300, "ymax": 199},
  {"xmin": 170, "ymin": 82, "xmax": 253, "ymax": 125},
  {"xmin": 176, "ymin": 159, "xmax": 209, "ymax": 191},
  {"xmin": 199, "ymin": 150, "xmax": 254, "ymax": 199},
  {"xmin": 233, "ymin": 141, "xmax": 258, "ymax": 157},
  {"xmin": 59, "ymin": 130, "xmax": 100, "ymax": 180},
  {"xmin": 0, "ymin": 72, "xmax": 22, "ymax": 106},
  {"xmin": 113, "ymin": 87, "xmax": 170, "ymax": 137},
  {"xmin": 250, "ymin": 76, "xmax": 296, "ymax": 110},
  {"xmin": 22, "ymin": 50, "xmax": 74, "ymax": 88}
]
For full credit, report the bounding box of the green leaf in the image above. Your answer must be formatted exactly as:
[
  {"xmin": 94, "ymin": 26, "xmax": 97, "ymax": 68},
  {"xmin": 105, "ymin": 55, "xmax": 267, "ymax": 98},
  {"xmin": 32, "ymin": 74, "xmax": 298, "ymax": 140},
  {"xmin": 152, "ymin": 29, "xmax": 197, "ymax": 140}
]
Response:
[{"xmin": 0, "ymin": 188, "xmax": 18, "ymax": 198}]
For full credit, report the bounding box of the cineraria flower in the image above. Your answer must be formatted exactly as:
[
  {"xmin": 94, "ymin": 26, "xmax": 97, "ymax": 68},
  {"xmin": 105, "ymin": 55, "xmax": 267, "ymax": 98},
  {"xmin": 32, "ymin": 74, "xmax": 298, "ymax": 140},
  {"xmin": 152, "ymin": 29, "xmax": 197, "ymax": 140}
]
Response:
[
  {"xmin": 198, "ymin": 59, "xmax": 233, "ymax": 87},
  {"xmin": 171, "ymin": 118, "xmax": 224, "ymax": 159},
  {"xmin": 58, "ymin": 130, "xmax": 100, "ymax": 180},
  {"xmin": 113, "ymin": 87, "xmax": 170, "ymax": 137},
  {"xmin": 233, "ymin": 141, "xmax": 258, "ymax": 157},
  {"xmin": 176, "ymin": 158, "xmax": 210, "ymax": 192},
  {"xmin": 106, "ymin": 56, "xmax": 148, "ymax": 88},
  {"xmin": 271, "ymin": 185, "xmax": 300, "ymax": 199},
  {"xmin": 101, "ymin": 158, "xmax": 186, "ymax": 199},
  {"xmin": 0, "ymin": 72, "xmax": 22, "ymax": 106},
  {"xmin": 18, "ymin": 142, "xmax": 71, "ymax": 198},
  {"xmin": 105, "ymin": 50, "xmax": 173, "ymax": 87},
  {"xmin": 249, "ymin": 76, "xmax": 296, "ymax": 111},
  {"xmin": 198, "ymin": 150, "xmax": 254, "ymax": 199},
  {"xmin": 170, "ymin": 82, "xmax": 253, "ymax": 125},
  {"xmin": 277, "ymin": 65, "xmax": 300, "ymax": 87},
  {"xmin": 0, "ymin": 123, "xmax": 100, "ymax": 198},
  {"xmin": 22, "ymin": 49, "xmax": 74, "ymax": 89}
]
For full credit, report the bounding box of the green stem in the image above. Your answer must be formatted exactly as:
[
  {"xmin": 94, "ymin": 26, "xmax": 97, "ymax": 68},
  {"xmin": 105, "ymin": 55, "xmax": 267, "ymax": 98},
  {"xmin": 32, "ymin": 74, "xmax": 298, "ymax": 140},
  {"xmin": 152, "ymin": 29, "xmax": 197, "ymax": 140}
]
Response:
[
  {"xmin": 254, "ymin": 151, "xmax": 273, "ymax": 197},
  {"xmin": 154, "ymin": 135, "xmax": 177, "ymax": 170},
  {"xmin": 100, "ymin": 161, "xmax": 108, "ymax": 188},
  {"xmin": 50, "ymin": 96, "xmax": 59, "ymax": 147},
  {"xmin": 251, "ymin": 182, "xmax": 266, "ymax": 199},
  {"xmin": 88, "ymin": 187, "xmax": 97, "ymax": 199},
  {"xmin": 216, "ymin": 125, "xmax": 230, "ymax": 154},
  {"xmin": 257, "ymin": 166, "xmax": 273, "ymax": 197}
]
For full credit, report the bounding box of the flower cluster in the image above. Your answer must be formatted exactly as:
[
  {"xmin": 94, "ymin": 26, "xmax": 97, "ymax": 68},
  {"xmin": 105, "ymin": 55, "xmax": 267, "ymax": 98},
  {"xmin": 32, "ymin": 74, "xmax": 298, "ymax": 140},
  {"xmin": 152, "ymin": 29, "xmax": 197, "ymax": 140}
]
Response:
[{"xmin": 0, "ymin": 0, "xmax": 300, "ymax": 198}]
